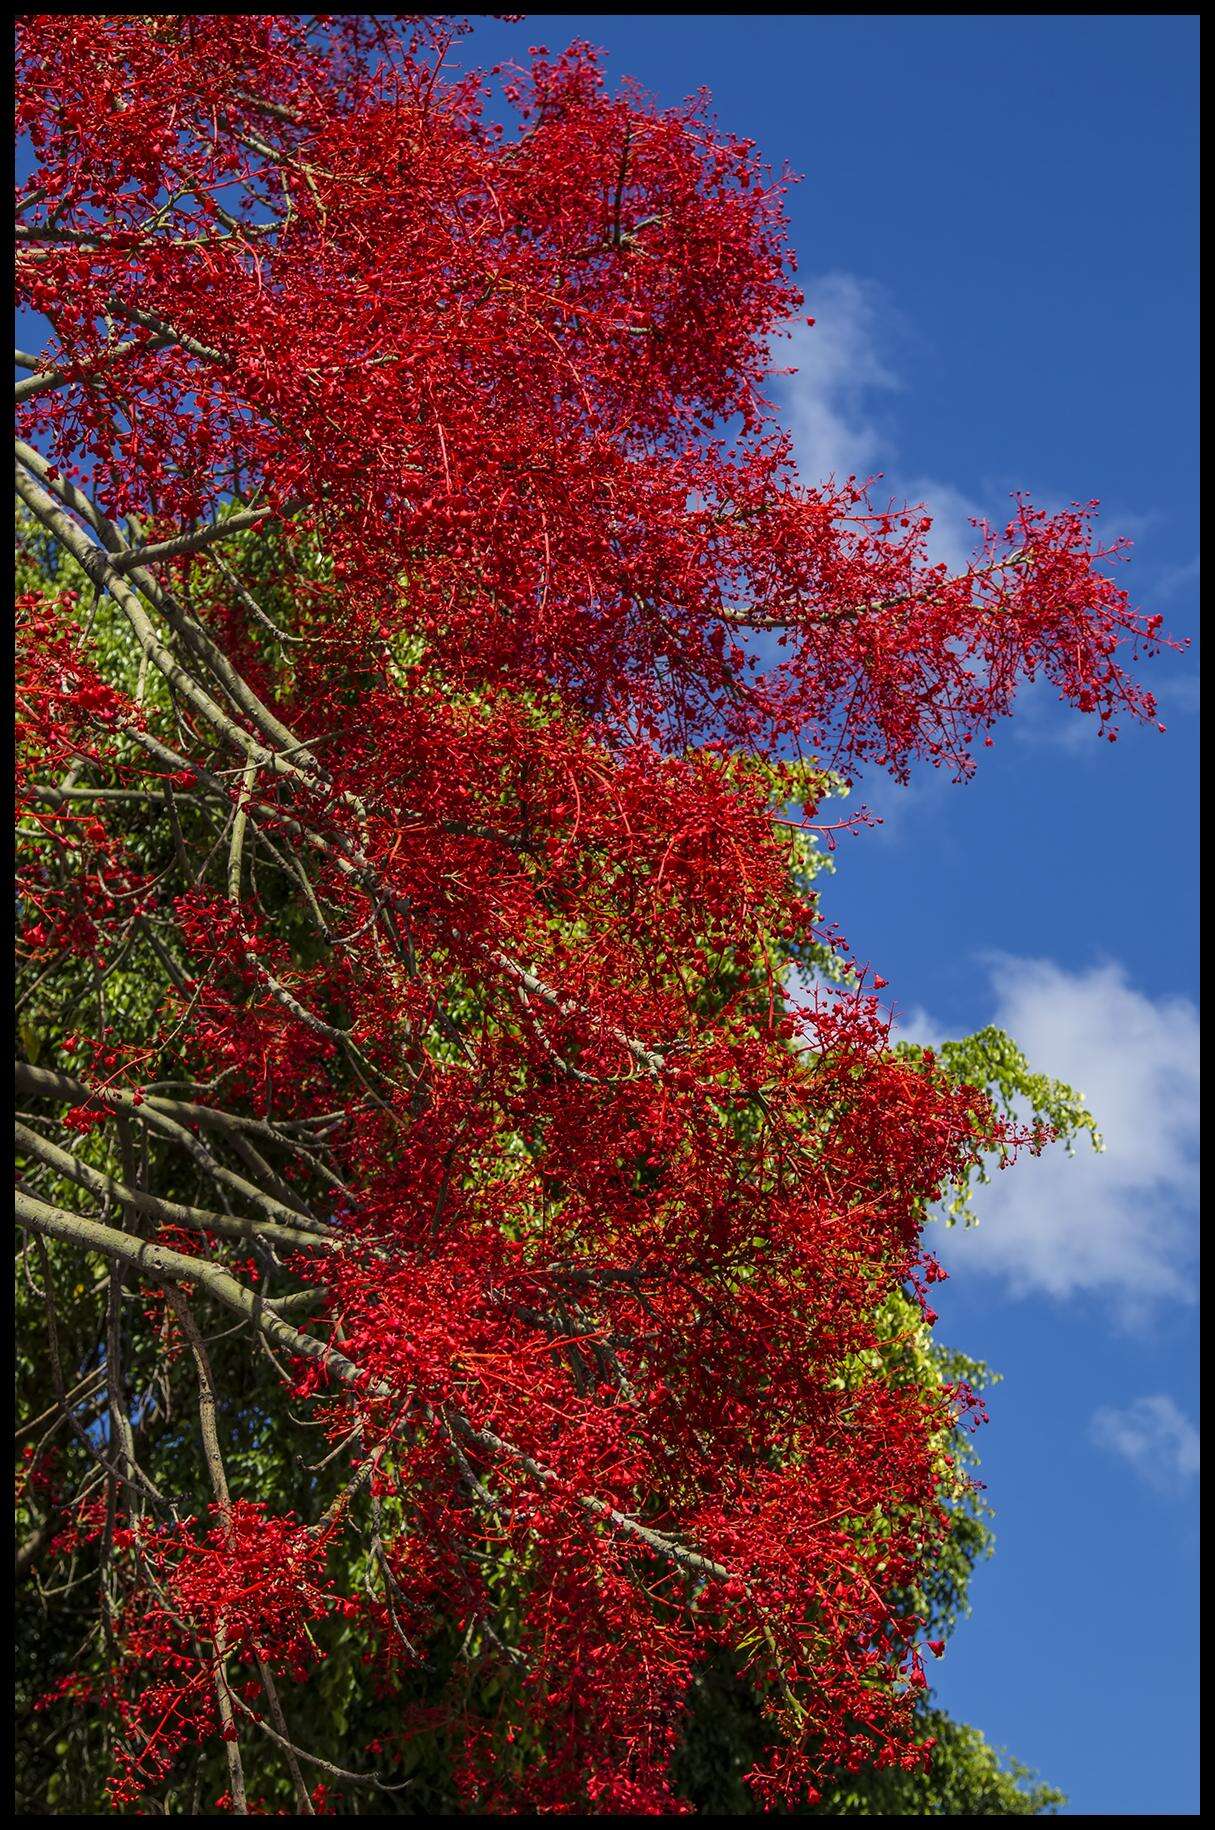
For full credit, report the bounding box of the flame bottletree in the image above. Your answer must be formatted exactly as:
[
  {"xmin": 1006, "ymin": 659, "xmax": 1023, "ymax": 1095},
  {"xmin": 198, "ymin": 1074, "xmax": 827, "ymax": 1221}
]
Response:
[{"xmin": 14, "ymin": 15, "xmax": 1168, "ymax": 1816}]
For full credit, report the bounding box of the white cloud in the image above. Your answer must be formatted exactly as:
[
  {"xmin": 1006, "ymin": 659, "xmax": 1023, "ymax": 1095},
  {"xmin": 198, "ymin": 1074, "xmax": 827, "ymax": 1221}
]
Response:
[
  {"xmin": 888, "ymin": 1002, "xmax": 943, "ymax": 1049},
  {"xmin": 1091, "ymin": 1395, "xmax": 1200, "ymax": 1491},
  {"xmin": 774, "ymin": 274, "xmax": 900, "ymax": 488},
  {"xmin": 918, "ymin": 956, "xmax": 1200, "ymax": 1312},
  {"xmin": 772, "ymin": 274, "xmax": 1193, "ymax": 605},
  {"xmin": 772, "ymin": 274, "xmax": 987, "ymax": 573}
]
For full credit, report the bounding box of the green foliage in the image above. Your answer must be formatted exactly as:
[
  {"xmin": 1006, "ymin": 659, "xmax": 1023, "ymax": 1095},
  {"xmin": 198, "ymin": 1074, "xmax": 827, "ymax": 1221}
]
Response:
[
  {"xmin": 894, "ymin": 1025, "xmax": 1101, "ymax": 1226},
  {"xmin": 674, "ymin": 1663, "xmax": 1063, "ymax": 1817},
  {"xmin": 814, "ymin": 1710, "xmax": 1065, "ymax": 1817}
]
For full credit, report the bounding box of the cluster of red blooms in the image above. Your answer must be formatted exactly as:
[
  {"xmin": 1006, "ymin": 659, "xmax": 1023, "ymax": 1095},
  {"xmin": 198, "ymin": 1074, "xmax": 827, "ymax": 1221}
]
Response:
[
  {"xmin": 43, "ymin": 1499, "xmax": 335, "ymax": 1810},
  {"xmin": 16, "ymin": 15, "xmax": 1169, "ymax": 775},
  {"xmin": 15, "ymin": 590, "xmax": 153, "ymax": 963},
  {"xmin": 15, "ymin": 13, "xmax": 1172, "ymax": 1814}
]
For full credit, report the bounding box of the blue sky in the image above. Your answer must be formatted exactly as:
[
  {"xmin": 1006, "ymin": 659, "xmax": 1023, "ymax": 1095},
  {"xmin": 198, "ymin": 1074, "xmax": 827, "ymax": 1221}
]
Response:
[
  {"xmin": 17, "ymin": 15, "xmax": 1198, "ymax": 1813},
  {"xmin": 452, "ymin": 15, "xmax": 1202, "ymax": 1816}
]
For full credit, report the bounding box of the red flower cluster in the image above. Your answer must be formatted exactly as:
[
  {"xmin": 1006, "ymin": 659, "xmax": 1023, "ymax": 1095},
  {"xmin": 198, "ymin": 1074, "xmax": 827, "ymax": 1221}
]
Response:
[{"xmin": 104, "ymin": 1505, "xmax": 333, "ymax": 1809}]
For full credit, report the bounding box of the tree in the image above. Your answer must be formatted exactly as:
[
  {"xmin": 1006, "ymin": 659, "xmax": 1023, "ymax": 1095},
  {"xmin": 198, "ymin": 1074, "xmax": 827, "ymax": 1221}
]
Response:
[{"xmin": 14, "ymin": 15, "xmax": 1172, "ymax": 1816}]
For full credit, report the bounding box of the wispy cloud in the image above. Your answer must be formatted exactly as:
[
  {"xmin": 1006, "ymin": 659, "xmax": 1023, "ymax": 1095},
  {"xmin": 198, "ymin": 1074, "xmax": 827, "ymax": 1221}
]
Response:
[
  {"xmin": 888, "ymin": 1001, "xmax": 944, "ymax": 1048},
  {"xmin": 771, "ymin": 274, "xmax": 1198, "ymax": 612},
  {"xmin": 1156, "ymin": 671, "xmax": 1201, "ymax": 717},
  {"xmin": 901, "ymin": 477, "xmax": 989, "ymax": 576},
  {"xmin": 1006, "ymin": 675, "xmax": 1120, "ymax": 754},
  {"xmin": 1152, "ymin": 552, "xmax": 1201, "ymax": 603},
  {"xmin": 906, "ymin": 956, "xmax": 1200, "ymax": 1314},
  {"xmin": 771, "ymin": 273, "xmax": 990, "ymax": 574},
  {"xmin": 1091, "ymin": 1395, "xmax": 1200, "ymax": 1491},
  {"xmin": 774, "ymin": 275, "xmax": 900, "ymax": 489},
  {"xmin": 1006, "ymin": 655, "xmax": 1199, "ymax": 753},
  {"xmin": 843, "ymin": 765, "xmax": 954, "ymax": 847}
]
